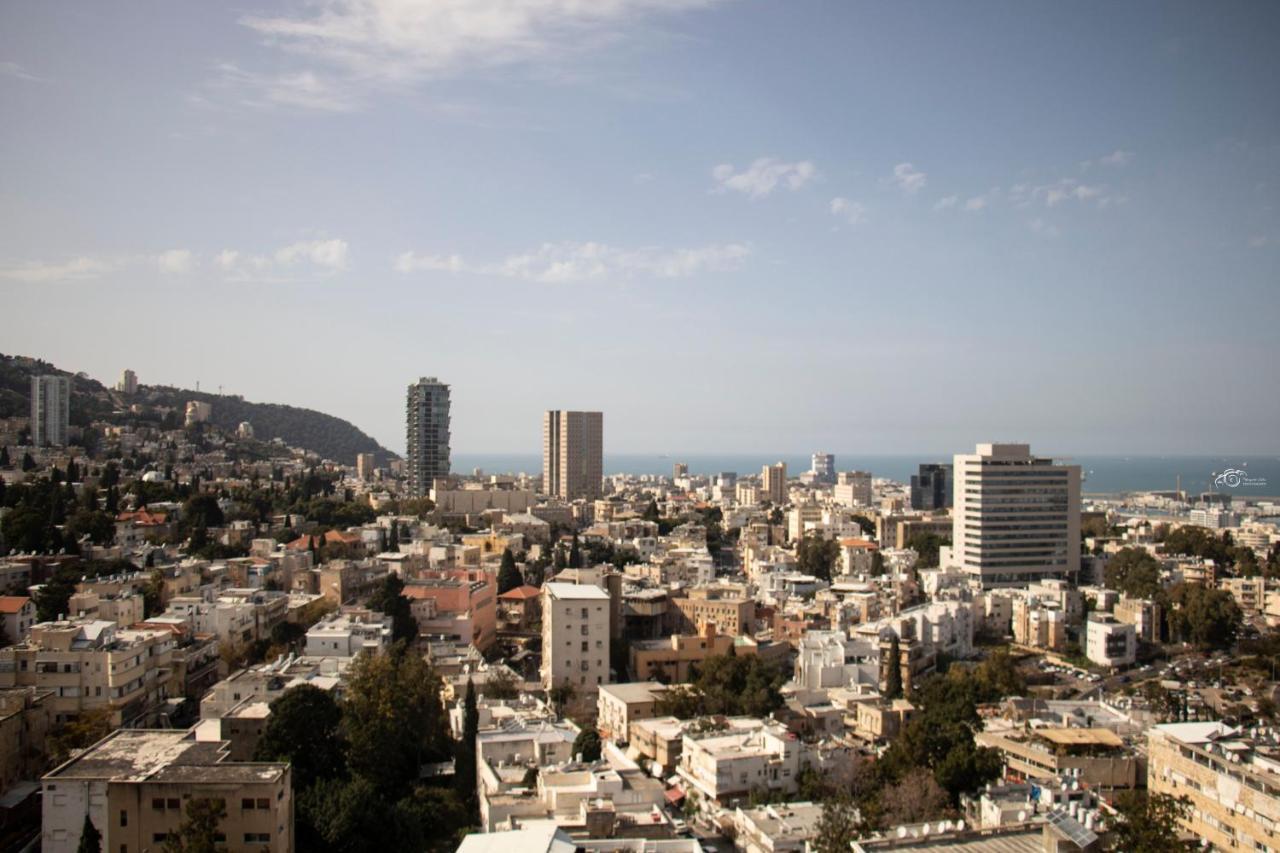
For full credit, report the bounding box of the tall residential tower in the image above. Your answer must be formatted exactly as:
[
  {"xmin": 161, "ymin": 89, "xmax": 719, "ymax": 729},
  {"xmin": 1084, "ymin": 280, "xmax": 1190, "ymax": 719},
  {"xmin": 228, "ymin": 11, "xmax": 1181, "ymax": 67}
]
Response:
[
  {"xmin": 542, "ymin": 411, "xmax": 603, "ymax": 501},
  {"xmin": 406, "ymin": 377, "xmax": 451, "ymax": 497},
  {"xmin": 951, "ymin": 443, "xmax": 1080, "ymax": 589},
  {"xmin": 30, "ymin": 375, "xmax": 71, "ymax": 447}
]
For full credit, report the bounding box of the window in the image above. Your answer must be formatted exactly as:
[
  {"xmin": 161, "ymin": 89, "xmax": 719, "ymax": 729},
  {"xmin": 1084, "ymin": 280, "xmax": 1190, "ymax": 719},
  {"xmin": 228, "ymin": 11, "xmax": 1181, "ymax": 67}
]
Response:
[
  {"xmin": 120, "ymin": 810, "xmax": 127, "ymax": 827},
  {"xmin": 154, "ymin": 834, "xmax": 169, "ymax": 843},
  {"xmin": 242, "ymin": 798, "xmax": 255, "ymax": 810},
  {"xmin": 581, "ymin": 642, "xmax": 588, "ymax": 652},
  {"xmin": 152, "ymin": 798, "xmax": 165, "ymax": 810},
  {"xmin": 167, "ymin": 798, "xmax": 179, "ymax": 809},
  {"xmin": 256, "ymin": 798, "xmax": 269, "ymax": 809}
]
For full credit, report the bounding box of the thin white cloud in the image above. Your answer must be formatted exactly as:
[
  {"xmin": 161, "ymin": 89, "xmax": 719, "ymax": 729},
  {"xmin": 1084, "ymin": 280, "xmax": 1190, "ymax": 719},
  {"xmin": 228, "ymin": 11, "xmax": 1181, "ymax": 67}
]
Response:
[
  {"xmin": 0, "ymin": 61, "xmax": 44, "ymax": 83},
  {"xmin": 1029, "ymin": 218, "xmax": 1061, "ymax": 238},
  {"xmin": 396, "ymin": 240, "xmax": 751, "ymax": 283},
  {"xmin": 1248, "ymin": 235, "xmax": 1270, "ymax": 249},
  {"xmin": 889, "ymin": 162, "xmax": 927, "ymax": 194},
  {"xmin": 712, "ymin": 159, "xmax": 816, "ymax": 198},
  {"xmin": 1, "ymin": 249, "xmax": 200, "ymax": 282},
  {"xmin": 156, "ymin": 249, "xmax": 195, "ymax": 274},
  {"xmin": 212, "ymin": 63, "xmax": 357, "ymax": 113},
  {"xmin": 217, "ymin": 239, "xmax": 350, "ymax": 281},
  {"xmin": 829, "ymin": 197, "xmax": 868, "ymax": 226},
  {"xmin": 933, "ymin": 195, "xmax": 958, "ymax": 212},
  {"xmin": 1010, "ymin": 178, "xmax": 1113, "ymax": 208},
  {"xmin": 1099, "ymin": 149, "xmax": 1134, "ymax": 167},
  {"xmin": 230, "ymin": 0, "xmax": 725, "ymax": 110},
  {"xmin": 963, "ymin": 196, "xmax": 988, "ymax": 212},
  {"xmin": 0, "ymin": 257, "xmax": 113, "ymax": 283}
]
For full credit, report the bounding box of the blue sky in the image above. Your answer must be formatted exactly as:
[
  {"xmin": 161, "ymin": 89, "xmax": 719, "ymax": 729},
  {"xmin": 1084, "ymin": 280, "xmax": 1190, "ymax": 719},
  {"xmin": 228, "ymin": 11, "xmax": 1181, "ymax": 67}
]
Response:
[{"xmin": 2, "ymin": 1, "xmax": 1277, "ymax": 457}]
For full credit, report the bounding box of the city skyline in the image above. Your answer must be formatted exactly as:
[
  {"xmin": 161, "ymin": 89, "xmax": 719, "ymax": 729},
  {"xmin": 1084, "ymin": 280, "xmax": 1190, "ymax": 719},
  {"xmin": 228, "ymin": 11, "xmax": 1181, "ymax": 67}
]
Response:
[{"xmin": 2, "ymin": 2, "xmax": 1279, "ymax": 456}]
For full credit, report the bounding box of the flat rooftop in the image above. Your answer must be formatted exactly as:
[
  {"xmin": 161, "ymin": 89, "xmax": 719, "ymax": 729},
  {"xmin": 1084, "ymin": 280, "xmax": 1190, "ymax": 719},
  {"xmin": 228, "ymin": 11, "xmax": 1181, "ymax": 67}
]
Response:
[
  {"xmin": 544, "ymin": 582, "xmax": 610, "ymax": 601},
  {"xmin": 45, "ymin": 729, "xmax": 286, "ymax": 784}
]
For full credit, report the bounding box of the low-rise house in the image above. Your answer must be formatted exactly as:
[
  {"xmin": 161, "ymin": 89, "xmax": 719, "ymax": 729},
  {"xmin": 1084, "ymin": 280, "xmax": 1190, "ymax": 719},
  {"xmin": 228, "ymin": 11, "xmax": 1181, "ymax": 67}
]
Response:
[
  {"xmin": 0, "ymin": 597, "xmax": 35, "ymax": 646},
  {"xmin": 1084, "ymin": 616, "xmax": 1135, "ymax": 669},
  {"xmin": 734, "ymin": 802, "xmax": 825, "ymax": 853},
  {"xmin": 677, "ymin": 721, "xmax": 808, "ymax": 805},
  {"xmin": 303, "ymin": 611, "xmax": 391, "ymax": 657},
  {"xmin": 596, "ymin": 682, "xmax": 669, "ymax": 742}
]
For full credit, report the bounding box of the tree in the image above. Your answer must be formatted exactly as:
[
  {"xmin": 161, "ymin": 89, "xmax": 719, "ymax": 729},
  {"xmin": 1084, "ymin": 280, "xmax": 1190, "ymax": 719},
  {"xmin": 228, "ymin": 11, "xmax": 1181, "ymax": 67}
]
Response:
[
  {"xmin": 797, "ymin": 534, "xmax": 840, "ymax": 581},
  {"xmin": 183, "ymin": 493, "xmax": 225, "ymax": 530},
  {"xmin": 21, "ymin": 451, "xmax": 36, "ymax": 472},
  {"xmin": 161, "ymin": 797, "xmax": 226, "ymax": 853},
  {"xmin": 568, "ymin": 534, "xmax": 583, "ymax": 568},
  {"xmin": 652, "ymin": 654, "xmax": 786, "ymax": 718},
  {"xmin": 1109, "ymin": 791, "xmax": 1195, "ymax": 852},
  {"xmin": 1104, "ymin": 548, "xmax": 1163, "ymax": 598},
  {"xmin": 572, "ymin": 728, "xmax": 602, "ymax": 763},
  {"xmin": 1167, "ymin": 583, "xmax": 1242, "ymax": 650},
  {"xmin": 34, "ymin": 569, "xmax": 79, "ymax": 623},
  {"xmin": 812, "ymin": 796, "xmax": 860, "ymax": 853},
  {"xmin": 880, "ymin": 768, "xmax": 950, "ymax": 826},
  {"xmin": 482, "ymin": 666, "xmax": 520, "ymax": 700},
  {"xmin": 884, "ymin": 634, "xmax": 903, "ymax": 700},
  {"xmin": 455, "ymin": 680, "xmax": 479, "ymax": 814},
  {"xmin": 905, "ymin": 533, "xmax": 948, "ymax": 569},
  {"xmin": 0, "ymin": 446, "xmax": 9, "ymax": 468},
  {"xmin": 49, "ymin": 707, "xmax": 115, "ymax": 764},
  {"xmin": 497, "ymin": 548, "xmax": 522, "ymax": 594},
  {"xmin": 254, "ymin": 684, "xmax": 346, "ymax": 789},
  {"xmin": 642, "ymin": 499, "xmax": 660, "ymax": 522},
  {"xmin": 342, "ymin": 648, "xmax": 450, "ymax": 794},
  {"xmin": 367, "ymin": 575, "xmax": 417, "ymax": 644},
  {"xmin": 548, "ymin": 679, "xmax": 577, "ymax": 716},
  {"xmin": 66, "ymin": 508, "xmax": 115, "ymax": 546},
  {"xmin": 76, "ymin": 814, "xmax": 102, "ymax": 853}
]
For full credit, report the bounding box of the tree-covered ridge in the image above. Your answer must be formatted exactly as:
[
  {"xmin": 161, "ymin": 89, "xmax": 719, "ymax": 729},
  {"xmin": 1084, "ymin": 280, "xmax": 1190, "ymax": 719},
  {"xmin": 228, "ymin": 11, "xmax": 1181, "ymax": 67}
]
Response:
[{"xmin": 0, "ymin": 353, "xmax": 395, "ymax": 465}]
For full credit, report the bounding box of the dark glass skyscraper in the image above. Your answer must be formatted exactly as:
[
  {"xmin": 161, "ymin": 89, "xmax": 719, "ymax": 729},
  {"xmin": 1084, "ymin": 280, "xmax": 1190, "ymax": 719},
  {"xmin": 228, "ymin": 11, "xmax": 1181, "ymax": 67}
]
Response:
[{"xmin": 910, "ymin": 463, "xmax": 953, "ymax": 510}]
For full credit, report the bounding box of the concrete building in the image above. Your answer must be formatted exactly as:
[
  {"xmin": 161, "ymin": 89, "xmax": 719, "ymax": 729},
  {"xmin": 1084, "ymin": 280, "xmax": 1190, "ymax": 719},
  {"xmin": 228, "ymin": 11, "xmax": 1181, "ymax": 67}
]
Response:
[
  {"xmin": 1148, "ymin": 721, "xmax": 1280, "ymax": 853},
  {"xmin": 40, "ymin": 728, "xmax": 292, "ymax": 853},
  {"xmin": 1011, "ymin": 598, "xmax": 1067, "ymax": 652},
  {"xmin": 677, "ymin": 721, "xmax": 807, "ymax": 804},
  {"xmin": 117, "ymin": 369, "xmax": 138, "ymax": 395},
  {"xmin": 810, "ymin": 453, "xmax": 835, "ymax": 485},
  {"xmin": 952, "ymin": 443, "xmax": 1081, "ymax": 588},
  {"xmin": 596, "ymin": 682, "xmax": 668, "ymax": 742},
  {"xmin": 0, "ymin": 596, "xmax": 35, "ymax": 646},
  {"xmin": 734, "ymin": 802, "xmax": 824, "ymax": 853},
  {"xmin": 629, "ymin": 626, "xmax": 750, "ymax": 683},
  {"xmin": 1113, "ymin": 596, "xmax": 1162, "ymax": 643},
  {"xmin": 541, "ymin": 583, "xmax": 611, "ymax": 694},
  {"xmin": 833, "ymin": 471, "xmax": 872, "ymax": 508},
  {"xmin": 356, "ymin": 452, "xmax": 376, "ymax": 481},
  {"xmin": 669, "ymin": 586, "xmax": 755, "ymax": 637},
  {"xmin": 406, "ymin": 376, "xmax": 452, "ymax": 498},
  {"xmin": 910, "ymin": 463, "xmax": 953, "ymax": 511},
  {"xmin": 543, "ymin": 411, "xmax": 604, "ymax": 501},
  {"xmin": 303, "ymin": 612, "xmax": 392, "ymax": 657},
  {"xmin": 183, "ymin": 400, "xmax": 212, "ymax": 427},
  {"xmin": 1085, "ymin": 616, "xmax": 1135, "ymax": 669},
  {"xmin": 30, "ymin": 374, "xmax": 71, "ymax": 447},
  {"xmin": 762, "ymin": 462, "xmax": 787, "ymax": 505}
]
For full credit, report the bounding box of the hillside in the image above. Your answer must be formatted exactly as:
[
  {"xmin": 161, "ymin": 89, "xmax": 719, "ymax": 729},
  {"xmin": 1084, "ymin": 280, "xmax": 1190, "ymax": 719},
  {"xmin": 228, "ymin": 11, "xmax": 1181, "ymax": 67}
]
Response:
[{"xmin": 0, "ymin": 353, "xmax": 397, "ymax": 465}]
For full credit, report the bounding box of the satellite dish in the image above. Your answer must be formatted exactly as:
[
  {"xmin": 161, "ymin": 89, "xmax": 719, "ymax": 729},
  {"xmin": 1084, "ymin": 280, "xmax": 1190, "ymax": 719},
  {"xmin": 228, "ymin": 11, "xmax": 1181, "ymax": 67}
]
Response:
[{"xmin": 897, "ymin": 828, "xmax": 907, "ymax": 839}]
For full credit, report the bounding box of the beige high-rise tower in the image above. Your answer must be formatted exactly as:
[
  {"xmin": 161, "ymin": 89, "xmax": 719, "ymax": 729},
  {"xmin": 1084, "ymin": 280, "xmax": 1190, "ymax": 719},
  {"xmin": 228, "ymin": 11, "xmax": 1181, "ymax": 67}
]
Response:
[{"xmin": 542, "ymin": 411, "xmax": 603, "ymax": 500}]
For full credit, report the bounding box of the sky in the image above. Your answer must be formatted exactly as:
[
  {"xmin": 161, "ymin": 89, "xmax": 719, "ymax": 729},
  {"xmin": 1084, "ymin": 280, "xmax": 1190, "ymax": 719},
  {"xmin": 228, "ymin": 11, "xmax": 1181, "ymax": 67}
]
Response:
[{"xmin": 2, "ymin": 1, "xmax": 1278, "ymax": 458}]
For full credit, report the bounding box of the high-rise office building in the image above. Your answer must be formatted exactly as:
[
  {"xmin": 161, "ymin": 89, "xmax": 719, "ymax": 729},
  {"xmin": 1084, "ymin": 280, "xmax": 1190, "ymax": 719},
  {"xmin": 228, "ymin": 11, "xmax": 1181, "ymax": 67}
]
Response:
[
  {"xmin": 116, "ymin": 369, "xmax": 138, "ymax": 395},
  {"xmin": 762, "ymin": 462, "xmax": 787, "ymax": 504},
  {"xmin": 910, "ymin": 463, "xmax": 953, "ymax": 510},
  {"xmin": 810, "ymin": 453, "xmax": 835, "ymax": 484},
  {"xmin": 406, "ymin": 377, "xmax": 451, "ymax": 497},
  {"xmin": 30, "ymin": 375, "xmax": 70, "ymax": 447},
  {"xmin": 673, "ymin": 462, "xmax": 689, "ymax": 480},
  {"xmin": 356, "ymin": 452, "xmax": 376, "ymax": 481},
  {"xmin": 542, "ymin": 411, "xmax": 603, "ymax": 500},
  {"xmin": 952, "ymin": 443, "xmax": 1081, "ymax": 589}
]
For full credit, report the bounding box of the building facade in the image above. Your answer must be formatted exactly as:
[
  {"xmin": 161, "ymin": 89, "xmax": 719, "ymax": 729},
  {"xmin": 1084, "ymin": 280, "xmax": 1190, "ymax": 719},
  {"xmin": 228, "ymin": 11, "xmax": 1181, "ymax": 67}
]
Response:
[
  {"xmin": 31, "ymin": 374, "xmax": 71, "ymax": 447},
  {"xmin": 952, "ymin": 443, "xmax": 1081, "ymax": 588},
  {"xmin": 910, "ymin": 463, "xmax": 953, "ymax": 511},
  {"xmin": 762, "ymin": 463, "xmax": 787, "ymax": 505},
  {"xmin": 406, "ymin": 376, "xmax": 452, "ymax": 498},
  {"xmin": 541, "ymin": 582, "xmax": 611, "ymax": 694},
  {"xmin": 542, "ymin": 411, "xmax": 604, "ymax": 501}
]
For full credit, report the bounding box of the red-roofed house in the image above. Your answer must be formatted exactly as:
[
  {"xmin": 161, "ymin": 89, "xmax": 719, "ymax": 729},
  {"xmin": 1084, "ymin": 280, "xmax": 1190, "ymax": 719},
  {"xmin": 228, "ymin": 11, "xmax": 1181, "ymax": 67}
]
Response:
[
  {"xmin": 838, "ymin": 538, "xmax": 879, "ymax": 576},
  {"xmin": 0, "ymin": 596, "xmax": 34, "ymax": 645},
  {"xmin": 497, "ymin": 584, "xmax": 542, "ymax": 632}
]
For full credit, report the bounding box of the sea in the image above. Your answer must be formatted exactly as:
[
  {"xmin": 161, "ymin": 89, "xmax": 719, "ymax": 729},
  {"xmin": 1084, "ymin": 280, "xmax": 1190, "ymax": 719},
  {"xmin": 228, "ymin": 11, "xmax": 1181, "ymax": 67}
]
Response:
[{"xmin": 451, "ymin": 453, "xmax": 1280, "ymax": 499}]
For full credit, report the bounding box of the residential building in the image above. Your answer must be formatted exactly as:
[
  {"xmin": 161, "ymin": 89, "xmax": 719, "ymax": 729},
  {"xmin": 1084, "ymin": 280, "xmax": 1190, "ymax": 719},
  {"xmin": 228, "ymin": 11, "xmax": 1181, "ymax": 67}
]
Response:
[
  {"xmin": 0, "ymin": 686, "xmax": 53, "ymax": 797},
  {"xmin": 910, "ymin": 463, "xmax": 953, "ymax": 511},
  {"xmin": 677, "ymin": 721, "xmax": 807, "ymax": 804},
  {"xmin": 596, "ymin": 682, "xmax": 668, "ymax": 741},
  {"xmin": 0, "ymin": 596, "xmax": 35, "ymax": 646},
  {"xmin": 734, "ymin": 802, "xmax": 824, "ymax": 853},
  {"xmin": 811, "ymin": 453, "xmax": 835, "ymax": 485},
  {"xmin": 40, "ymin": 728, "xmax": 292, "ymax": 853},
  {"xmin": 543, "ymin": 411, "xmax": 604, "ymax": 501},
  {"xmin": 1113, "ymin": 596, "xmax": 1162, "ymax": 643},
  {"xmin": 0, "ymin": 620, "xmax": 175, "ymax": 725},
  {"xmin": 541, "ymin": 583, "xmax": 611, "ymax": 694},
  {"xmin": 404, "ymin": 574, "xmax": 498, "ymax": 651},
  {"xmin": 833, "ymin": 471, "xmax": 872, "ymax": 508},
  {"xmin": 30, "ymin": 374, "xmax": 71, "ymax": 447},
  {"xmin": 303, "ymin": 612, "xmax": 392, "ymax": 657},
  {"xmin": 184, "ymin": 400, "xmax": 212, "ymax": 426},
  {"xmin": 762, "ymin": 462, "xmax": 787, "ymax": 505},
  {"xmin": 629, "ymin": 626, "xmax": 744, "ymax": 683},
  {"xmin": 1085, "ymin": 616, "xmax": 1135, "ymax": 669},
  {"xmin": 406, "ymin": 376, "xmax": 452, "ymax": 498},
  {"xmin": 975, "ymin": 726, "xmax": 1140, "ymax": 790},
  {"xmin": 951, "ymin": 443, "xmax": 1081, "ymax": 588},
  {"xmin": 669, "ymin": 585, "xmax": 755, "ymax": 637},
  {"xmin": 1148, "ymin": 721, "xmax": 1280, "ymax": 853},
  {"xmin": 1011, "ymin": 598, "xmax": 1067, "ymax": 652},
  {"xmin": 356, "ymin": 452, "xmax": 376, "ymax": 481},
  {"xmin": 116, "ymin": 369, "xmax": 138, "ymax": 395}
]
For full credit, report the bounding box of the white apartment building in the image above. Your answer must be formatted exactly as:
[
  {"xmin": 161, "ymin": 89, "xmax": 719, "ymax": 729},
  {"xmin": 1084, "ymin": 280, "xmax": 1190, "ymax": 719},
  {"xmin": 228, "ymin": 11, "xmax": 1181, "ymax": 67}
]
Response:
[
  {"xmin": 677, "ymin": 721, "xmax": 807, "ymax": 804},
  {"xmin": 1085, "ymin": 615, "xmax": 1136, "ymax": 668},
  {"xmin": 833, "ymin": 471, "xmax": 873, "ymax": 508},
  {"xmin": 793, "ymin": 630, "xmax": 877, "ymax": 689},
  {"xmin": 304, "ymin": 612, "xmax": 392, "ymax": 657},
  {"xmin": 541, "ymin": 583, "xmax": 611, "ymax": 694},
  {"xmin": 952, "ymin": 443, "xmax": 1081, "ymax": 588}
]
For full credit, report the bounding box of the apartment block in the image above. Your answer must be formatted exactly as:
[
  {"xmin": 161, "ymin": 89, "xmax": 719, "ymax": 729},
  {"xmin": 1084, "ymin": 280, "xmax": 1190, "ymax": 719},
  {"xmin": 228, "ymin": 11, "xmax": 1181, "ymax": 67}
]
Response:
[
  {"xmin": 543, "ymin": 411, "xmax": 604, "ymax": 501},
  {"xmin": 30, "ymin": 374, "xmax": 71, "ymax": 447},
  {"xmin": 406, "ymin": 376, "xmax": 451, "ymax": 498},
  {"xmin": 41, "ymin": 728, "xmax": 292, "ymax": 853},
  {"xmin": 833, "ymin": 471, "xmax": 872, "ymax": 508},
  {"xmin": 541, "ymin": 583, "xmax": 611, "ymax": 694},
  {"xmin": 762, "ymin": 463, "xmax": 787, "ymax": 505},
  {"xmin": 1085, "ymin": 616, "xmax": 1136, "ymax": 669},
  {"xmin": 668, "ymin": 585, "xmax": 755, "ymax": 637}
]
